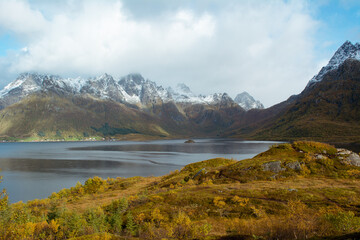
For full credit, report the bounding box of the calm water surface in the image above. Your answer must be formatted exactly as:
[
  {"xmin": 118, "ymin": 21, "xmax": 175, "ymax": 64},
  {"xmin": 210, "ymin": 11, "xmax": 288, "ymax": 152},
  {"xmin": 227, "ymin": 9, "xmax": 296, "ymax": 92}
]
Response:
[{"xmin": 0, "ymin": 139, "xmax": 280, "ymax": 203}]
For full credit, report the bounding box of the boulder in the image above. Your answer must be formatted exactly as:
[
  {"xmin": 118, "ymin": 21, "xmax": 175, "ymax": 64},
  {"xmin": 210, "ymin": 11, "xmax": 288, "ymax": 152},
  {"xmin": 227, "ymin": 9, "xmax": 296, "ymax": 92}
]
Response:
[
  {"xmin": 286, "ymin": 161, "xmax": 302, "ymax": 171},
  {"xmin": 342, "ymin": 153, "xmax": 360, "ymax": 167},
  {"xmin": 337, "ymin": 148, "xmax": 352, "ymax": 155},
  {"xmin": 262, "ymin": 161, "xmax": 285, "ymax": 173},
  {"xmin": 315, "ymin": 154, "xmax": 326, "ymax": 160}
]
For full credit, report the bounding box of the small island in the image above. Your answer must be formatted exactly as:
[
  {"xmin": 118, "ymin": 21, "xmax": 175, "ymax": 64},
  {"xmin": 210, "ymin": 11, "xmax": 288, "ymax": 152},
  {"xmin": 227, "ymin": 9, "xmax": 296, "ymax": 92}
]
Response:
[{"xmin": 184, "ymin": 139, "xmax": 195, "ymax": 143}]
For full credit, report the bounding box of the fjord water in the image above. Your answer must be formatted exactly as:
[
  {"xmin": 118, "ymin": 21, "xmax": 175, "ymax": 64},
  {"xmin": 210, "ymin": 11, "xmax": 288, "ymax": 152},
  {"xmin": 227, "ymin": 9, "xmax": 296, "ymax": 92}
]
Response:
[{"xmin": 0, "ymin": 139, "xmax": 279, "ymax": 203}]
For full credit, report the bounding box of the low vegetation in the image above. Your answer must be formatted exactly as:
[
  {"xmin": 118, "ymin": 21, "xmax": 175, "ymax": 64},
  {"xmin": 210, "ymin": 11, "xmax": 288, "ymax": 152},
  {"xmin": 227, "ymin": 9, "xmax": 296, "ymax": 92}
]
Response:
[{"xmin": 1, "ymin": 141, "xmax": 360, "ymax": 239}]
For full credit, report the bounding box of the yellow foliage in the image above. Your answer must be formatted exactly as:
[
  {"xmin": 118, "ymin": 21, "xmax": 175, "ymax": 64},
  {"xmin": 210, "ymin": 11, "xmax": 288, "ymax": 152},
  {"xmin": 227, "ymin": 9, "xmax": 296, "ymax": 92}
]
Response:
[
  {"xmin": 213, "ymin": 197, "xmax": 226, "ymax": 208},
  {"xmin": 49, "ymin": 219, "xmax": 60, "ymax": 233},
  {"xmin": 303, "ymin": 153, "xmax": 314, "ymax": 163},
  {"xmin": 202, "ymin": 179, "xmax": 213, "ymax": 186},
  {"xmin": 135, "ymin": 213, "xmax": 146, "ymax": 224},
  {"xmin": 128, "ymin": 195, "xmax": 138, "ymax": 202},
  {"xmin": 150, "ymin": 195, "xmax": 164, "ymax": 202},
  {"xmin": 173, "ymin": 211, "xmax": 191, "ymax": 227},
  {"xmin": 300, "ymin": 165, "xmax": 311, "ymax": 175},
  {"xmin": 151, "ymin": 208, "xmax": 165, "ymax": 225},
  {"xmin": 231, "ymin": 196, "xmax": 249, "ymax": 207},
  {"xmin": 347, "ymin": 169, "xmax": 360, "ymax": 178},
  {"xmin": 250, "ymin": 206, "xmax": 264, "ymax": 218}
]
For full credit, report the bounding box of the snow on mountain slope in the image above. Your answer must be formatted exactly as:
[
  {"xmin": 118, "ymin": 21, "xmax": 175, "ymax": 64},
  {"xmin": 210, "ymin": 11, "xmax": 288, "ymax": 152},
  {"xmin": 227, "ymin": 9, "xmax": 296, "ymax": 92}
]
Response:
[
  {"xmin": 168, "ymin": 83, "xmax": 204, "ymax": 103},
  {"xmin": 0, "ymin": 72, "xmax": 237, "ymax": 108},
  {"xmin": 309, "ymin": 41, "xmax": 360, "ymax": 85},
  {"xmin": 234, "ymin": 92, "xmax": 264, "ymax": 110}
]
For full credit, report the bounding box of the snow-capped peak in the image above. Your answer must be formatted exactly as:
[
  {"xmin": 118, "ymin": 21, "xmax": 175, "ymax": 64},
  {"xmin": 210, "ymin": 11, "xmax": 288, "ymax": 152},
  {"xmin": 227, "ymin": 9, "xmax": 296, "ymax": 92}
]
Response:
[
  {"xmin": 234, "ymin": 92, "xmax": 264, "ymax": 110},
  {"xmin": 176, "ymin": 83, "xmax": 192, "ymax": 94},
  {"xmin": 309, "ymin": 41, "xmax": 360, "ymax": 85},
  {"xmin": 0, "ymin": 72, "xmax": 239, "ymax": 108}
]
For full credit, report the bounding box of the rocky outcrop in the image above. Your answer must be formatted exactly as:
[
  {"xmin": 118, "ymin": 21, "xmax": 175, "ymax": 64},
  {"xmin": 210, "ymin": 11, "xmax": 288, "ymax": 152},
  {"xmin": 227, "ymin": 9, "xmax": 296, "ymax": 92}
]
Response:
[
  {"xmin": 262, "ymin": 161, "xmax": 285, "ymax": 173},
  {"xmin": 337, "ymin": 148, "xmax": 360, "ymax": 167},
  {"xmin": 286, "ymin": 161, "xmax": 302, "ymax": 171},
  {"xmin": 343, "ymin": 153, "xmax": 360, "ymax": 167}
]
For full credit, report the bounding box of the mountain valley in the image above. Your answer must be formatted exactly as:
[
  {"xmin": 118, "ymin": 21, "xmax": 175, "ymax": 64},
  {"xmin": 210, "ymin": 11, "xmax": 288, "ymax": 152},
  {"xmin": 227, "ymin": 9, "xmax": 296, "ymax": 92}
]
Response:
[{"xmin": 0, "ymin": 41, "xmax": 359, "ymax": 144}]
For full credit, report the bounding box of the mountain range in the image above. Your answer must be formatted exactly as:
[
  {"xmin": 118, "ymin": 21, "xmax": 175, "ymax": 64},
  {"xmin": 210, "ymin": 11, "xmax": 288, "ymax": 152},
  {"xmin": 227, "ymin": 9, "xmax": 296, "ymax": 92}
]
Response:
[
  {"xmin": 0, "ymin": 72, "xmax": 262, "ymax": 110},
  {"xmin": 0, "ymin": 40, "xmax": 359, "ymax": 143}
]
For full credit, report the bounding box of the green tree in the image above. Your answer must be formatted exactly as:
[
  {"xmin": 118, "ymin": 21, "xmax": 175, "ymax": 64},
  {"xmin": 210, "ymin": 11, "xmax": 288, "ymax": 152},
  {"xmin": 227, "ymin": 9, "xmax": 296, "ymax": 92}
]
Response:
[
  {"xmin": 84, "ymin": 207, "xmax": 107, "ymax": 233},
  {"xmin": 126, "ymin": 212, "xmax": 137, "ymax": 236}
]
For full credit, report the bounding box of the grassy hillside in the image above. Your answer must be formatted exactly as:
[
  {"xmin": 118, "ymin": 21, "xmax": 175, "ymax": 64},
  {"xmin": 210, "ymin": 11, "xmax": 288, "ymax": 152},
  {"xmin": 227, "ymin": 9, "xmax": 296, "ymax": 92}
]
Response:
[
  {"xmin": 230, "ymin": 59, "xmax": 360, "ymax": 143},
  {"xmin": 1, "ymin": 141, "xmax": 360, "ymax": 239},
  {"xmin": 0, "ymin": 93, "xmax": 200, "ymax": 141},
  {"xmin": 0, "ymin": 93, "xmax": 249, "ymax": 141}
]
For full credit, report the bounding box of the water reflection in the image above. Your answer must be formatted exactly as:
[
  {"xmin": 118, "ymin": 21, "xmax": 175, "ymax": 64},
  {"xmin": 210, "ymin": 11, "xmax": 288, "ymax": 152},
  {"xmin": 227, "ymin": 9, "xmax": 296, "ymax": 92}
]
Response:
[
  {"xmin": 70, "ymin": 139, "xmax": 272, "ymax": 155},
  {"xmin": 0, "ymin": 139, "xmax": 279, "ymax": 203}
]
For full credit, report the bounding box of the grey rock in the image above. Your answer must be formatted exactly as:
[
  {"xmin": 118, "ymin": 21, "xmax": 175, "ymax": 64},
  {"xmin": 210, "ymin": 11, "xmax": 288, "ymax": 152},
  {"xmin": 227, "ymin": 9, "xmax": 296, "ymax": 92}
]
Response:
[
  {"xmin": 337, "ymin": 148, "xmax": 352, "ymax": 155},
  {"xmin": 262, "ymin": 161, "xmax": 285, "ymax": 173},
  {"xmin": 315, "ymin": 154, "xmax": 326, "ymax": 160},
  {"xmin": 288, "ymin": 188, "xmax": 298, "ymax": 192},
  {"xmin": 286, "ymin": 161, "xmax": 302, "ymax": 171},
  {"xmin": 342, "ymin": 153, "xmax": 360, "ymax": 167},
  {"xmin": 270, "ymin": 174, "xmax": 278, "ymax": 179}
]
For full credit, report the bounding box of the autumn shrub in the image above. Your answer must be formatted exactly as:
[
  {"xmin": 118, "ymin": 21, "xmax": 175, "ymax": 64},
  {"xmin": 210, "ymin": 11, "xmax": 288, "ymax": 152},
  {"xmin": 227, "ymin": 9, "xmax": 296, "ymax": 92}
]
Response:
[
  {"xmin": 320, "ymin": 210, "xmax": 360, "ymax": 235},
  {"xmin": 57, "ymin": 209, "xmax": 87, "ymax": 238},
  {"xmin": 226, "ymin": 199, "xmax": 318, "ymax": 239},
  {"xmin": 84, "ymin": 176, "xmax": 107, "ymax": 194},
  {"xmin": 139, "ymin": 209, "xmax": 211, "ymax": 240},
  {"xmin": 0, "ymin": 175, "xmax": 8, "ymax": 212},
  {"xmin": 346, "ymin": 169, "xmax": 360, "ymax": 178},
  {"xmin": 33, "ymin": 220, "xmax": 60, "ymax": 240}
]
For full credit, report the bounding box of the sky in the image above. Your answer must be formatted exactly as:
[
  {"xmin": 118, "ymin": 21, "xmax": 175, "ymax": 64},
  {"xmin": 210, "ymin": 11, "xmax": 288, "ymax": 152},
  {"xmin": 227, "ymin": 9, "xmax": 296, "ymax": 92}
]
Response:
[{"xmin": 0, "ymin": 0, "xmax": 359, "ymax": 107}]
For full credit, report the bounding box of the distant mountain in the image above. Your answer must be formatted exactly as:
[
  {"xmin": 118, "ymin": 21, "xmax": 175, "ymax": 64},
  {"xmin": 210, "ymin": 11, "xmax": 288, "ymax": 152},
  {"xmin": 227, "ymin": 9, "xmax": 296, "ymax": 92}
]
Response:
[
  {"xmin": 308, "ymin": 40, "xmax": 360, "ymax": 86},
  {"xmin": 2, "ymin": 41, "xmax": 359, "ymax": 142},
  {"xmin": 237, "ymin": 41, "xmax": 360, "ymax": 142},
  {"xmin": 0, "ymin": 72, "xmax": 244, "ymax": 140},
  {"xmin": 0, "ymin": 73, "xmax": 239, "ymax": 110},
  {"xmin": 234, "ymin": 92, "xmax": 264, "ymax": 110}
]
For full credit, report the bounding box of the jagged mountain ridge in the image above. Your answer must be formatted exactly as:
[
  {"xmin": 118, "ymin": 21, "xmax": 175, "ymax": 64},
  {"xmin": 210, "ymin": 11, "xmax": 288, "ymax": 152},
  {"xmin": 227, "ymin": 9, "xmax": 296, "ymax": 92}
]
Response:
[
  {"xmin": 1, "ymin": 40, "xmax": 358, "ymax": 142},
  {"xmin": 308, "ymin": 40, "xmax": 360, "ymax": 86},
  {"xmin": 230, "ymin": 40, "xmax": 360, "ymax": 142},
  {"xmin": 0, "ymin": 72, "xmax": 263, "ymax": 110},
  {"xmin": 234, "ymin": 92, "xmax": 264, "ymax": 111},
  {"xmin": 0, "ymin": 73, "xmax": 249, "ymax": 139}
]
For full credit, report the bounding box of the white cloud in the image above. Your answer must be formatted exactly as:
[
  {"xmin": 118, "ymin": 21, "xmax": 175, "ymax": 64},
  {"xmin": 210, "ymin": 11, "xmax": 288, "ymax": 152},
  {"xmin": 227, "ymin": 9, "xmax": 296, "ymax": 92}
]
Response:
[
  {"xmin": 0, "ymin": 0, "xmax": 320, "ymax": 107},
  {"xmin": 0, "ymin": 0, "xmax": 47, "ymax": 36}
]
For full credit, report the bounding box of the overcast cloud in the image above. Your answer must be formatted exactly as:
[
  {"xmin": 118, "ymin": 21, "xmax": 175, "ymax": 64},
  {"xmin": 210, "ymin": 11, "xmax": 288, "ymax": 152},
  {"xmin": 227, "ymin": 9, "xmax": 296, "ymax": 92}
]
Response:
[{"xmin": 0, "ymin": 0, "xmax": 323, "ymax": 107}]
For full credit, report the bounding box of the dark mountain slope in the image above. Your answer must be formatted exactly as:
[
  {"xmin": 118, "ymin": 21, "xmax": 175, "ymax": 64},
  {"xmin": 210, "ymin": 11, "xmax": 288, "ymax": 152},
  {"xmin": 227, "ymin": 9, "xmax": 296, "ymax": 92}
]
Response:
[
  {"xmin": 245, "ymin": 59, "xmax": 360, "ymax": 142},
  {"xmin": 0, "ymin": 93, "xmax": 185, "ymax": 140}
]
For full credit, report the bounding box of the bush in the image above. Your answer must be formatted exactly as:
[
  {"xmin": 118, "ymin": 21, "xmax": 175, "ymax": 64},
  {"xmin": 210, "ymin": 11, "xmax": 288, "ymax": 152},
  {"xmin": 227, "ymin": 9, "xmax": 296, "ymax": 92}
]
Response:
[
  {"xmin": 322, "ymin": 210, "xmax": 360, "ymax": 234},
  {"xmin": 84, "ymin": 176, "xmax": 107, "ymax": 194}
]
